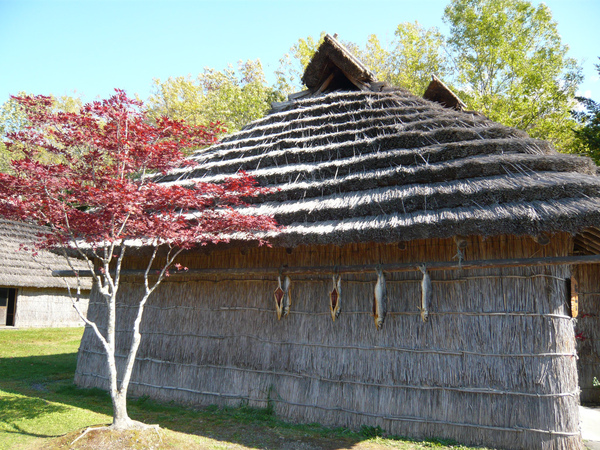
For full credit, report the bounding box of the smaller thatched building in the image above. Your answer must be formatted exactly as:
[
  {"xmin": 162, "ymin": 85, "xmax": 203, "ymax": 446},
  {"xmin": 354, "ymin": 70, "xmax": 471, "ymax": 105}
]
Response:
[{"xmin": 0, "ymin": 219, "xmax": 91, "ymax": 328}]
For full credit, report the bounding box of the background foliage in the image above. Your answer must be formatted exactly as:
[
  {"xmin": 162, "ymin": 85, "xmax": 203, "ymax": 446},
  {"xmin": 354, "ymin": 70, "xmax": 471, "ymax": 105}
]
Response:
[
  {"xmin": 147, "ymin": 60, "xmax": 284, "ymax": 134},
  {"xmin": 1, "ymin": 0, "xmax": 596, "ymax": 166},
  {"xmin": 444, "ymin": 0, "xmax": 582, "ymax": 151},
  {"xmin": 572, "ymin": 59, "xmax": 600, "ymax": 163},
  {"xmin": 0, "ymin": 93, "xmax": 82, "ymax": 172}
]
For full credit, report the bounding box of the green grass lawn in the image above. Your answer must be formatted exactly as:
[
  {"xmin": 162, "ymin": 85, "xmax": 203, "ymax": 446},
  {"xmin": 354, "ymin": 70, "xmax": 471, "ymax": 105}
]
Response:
[
  {"xmin": 0, "ymin": 327, "xmax": 485, "ymax": 449},
  {"xmin": 0, "ymin": 328, "xmax": 110, "ymax": 450}
]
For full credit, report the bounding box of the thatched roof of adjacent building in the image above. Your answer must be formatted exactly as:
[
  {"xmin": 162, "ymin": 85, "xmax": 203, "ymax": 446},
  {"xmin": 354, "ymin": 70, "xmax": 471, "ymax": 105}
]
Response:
[
  {"xmin": 0, "ymin": 219, "xmax": 92, "ymax": 289},
  {"xmin": 158, "ymin": 34, "xmax": 600, "ymax": 249}
]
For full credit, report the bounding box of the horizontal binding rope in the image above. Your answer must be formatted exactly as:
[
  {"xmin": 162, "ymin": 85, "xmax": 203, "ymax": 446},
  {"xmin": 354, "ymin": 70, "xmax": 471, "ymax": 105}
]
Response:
[
  {"xmin": 84, "ymin": 330, "xmax": 577, "ymax": 358},
  {"xmin": 53, "ymin": 253, "xmax": 600, "ymax": 278},
  {"xmin": 76, "ymin": 273, "xmax": 569, "ymax": 284},
  {"xmin": 85, "ymin": 301, "xmax": 574, "ymax": 320},
  {"xmin": 78, "ymin": 349, "xmax": 579, "ymax": 398},
  {"xmin": 75, "ymin": 368, "xmax": 580, "ymax": 436}
]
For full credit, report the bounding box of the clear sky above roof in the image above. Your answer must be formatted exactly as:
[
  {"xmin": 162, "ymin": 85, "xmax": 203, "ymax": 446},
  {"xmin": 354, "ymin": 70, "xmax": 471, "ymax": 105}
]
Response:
[{"xmin": 0, "ymin": 0, "xmax": 598, "ymax": 104}]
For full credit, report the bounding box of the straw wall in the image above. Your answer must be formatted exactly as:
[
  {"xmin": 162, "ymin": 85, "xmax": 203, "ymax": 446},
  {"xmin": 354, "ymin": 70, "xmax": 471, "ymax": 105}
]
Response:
[
  {"xmin": 75, "ymin": 234, "xmax": 582, "ymax": 449},
  {"xmin": 574, "ymin": 264, "xmax": 600, "ymax": 404},
  {"xmin": 14, "ymin": 288, "xmax": 89, "ymax": 328}
]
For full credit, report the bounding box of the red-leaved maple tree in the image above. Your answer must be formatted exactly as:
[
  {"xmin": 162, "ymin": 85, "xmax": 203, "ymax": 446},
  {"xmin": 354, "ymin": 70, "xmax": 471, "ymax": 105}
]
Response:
[{"xmin": 0, "ymin": 90, "xmax": 277, "ymax": 431}]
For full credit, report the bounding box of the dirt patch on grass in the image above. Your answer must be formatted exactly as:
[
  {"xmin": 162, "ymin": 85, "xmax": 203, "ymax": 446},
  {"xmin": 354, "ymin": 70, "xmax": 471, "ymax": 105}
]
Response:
[
  {"xmin": 42, "ymin": 427, "xmax": 200, "ymax": 450},
  {"xmin": 42, "ymin": 427, "xmax": 361, "ymax": 450},
  {"xmin": 40, "ymin": 426, "xmax": 475, "ymax": 450}
]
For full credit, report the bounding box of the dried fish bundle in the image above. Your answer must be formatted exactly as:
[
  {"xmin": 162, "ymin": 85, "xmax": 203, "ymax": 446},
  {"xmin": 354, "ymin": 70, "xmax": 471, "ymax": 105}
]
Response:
[
  {"xmin": 274, "ymin": 275, "xmax": 292, "ymax": 320},
  {"xmin": 274, "ymin": 277, "xmax": 284, "ymax": 320},
  {"xmin": 419, "ymin": 265, "xmax": 432, "ymax": 322},
  {"xmin": 329, "ymin": 273, "xmax": 342, "ymax": 322},
  {"xmin": 373, "ymin": 267, "xmax": 386, "ymax": 330},
  {"xmin": 282, "ymin": 276, "xmax": 292, "ymax": 317}
]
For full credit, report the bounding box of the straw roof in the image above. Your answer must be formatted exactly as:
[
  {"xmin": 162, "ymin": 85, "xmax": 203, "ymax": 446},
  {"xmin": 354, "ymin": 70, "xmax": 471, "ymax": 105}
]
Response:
[
  {"xmin": 0, "ymin": 219, "xmax": 92, "ymax": 289},
  {"xmin": 157, "ymin": 34, "xmax": 600, "ymax": 249},
  {"xmin": 302, "ymin": 34, "xmax": 375, "ymax": 90}
]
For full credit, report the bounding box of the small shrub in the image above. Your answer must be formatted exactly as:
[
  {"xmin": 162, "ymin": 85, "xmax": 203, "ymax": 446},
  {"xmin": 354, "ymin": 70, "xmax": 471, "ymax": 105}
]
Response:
[{"xmin": 360, "ymin": 425, "xmax": 384, "ymax": 438}]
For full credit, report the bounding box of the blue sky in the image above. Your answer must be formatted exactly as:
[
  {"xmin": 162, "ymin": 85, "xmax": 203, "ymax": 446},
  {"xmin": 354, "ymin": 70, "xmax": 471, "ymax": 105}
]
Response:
[{"xmin": 0, "ymin": 0, "xmax": 598, "ymax": 104}]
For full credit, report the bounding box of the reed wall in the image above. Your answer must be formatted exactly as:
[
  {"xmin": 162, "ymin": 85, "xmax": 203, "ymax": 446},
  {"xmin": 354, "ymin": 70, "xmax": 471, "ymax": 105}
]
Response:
[
  {"xmin": 75, "ymin": 234, "xmax": 583, "ymax": 449},
  {"xmin": 15, "ymin": 288, "xmax": 89, "ymax": 328},
  {"xmin": 574, "ymin": 263, "xmax": 600, "ymax": 404}
]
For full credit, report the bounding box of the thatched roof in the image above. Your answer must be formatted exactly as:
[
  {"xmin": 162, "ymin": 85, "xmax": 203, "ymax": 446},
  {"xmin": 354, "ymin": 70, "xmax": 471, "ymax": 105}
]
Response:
[
  {"xmin": 157, "ymin": 35, "xmax": 600, "ymax": 249},
  {"xmin": 0, "ymin": 219, "xmax": 92, "ymax": 289},
  {"xmin": 302, "ymin": 34, "xmax": 375, "ymax": 90}
]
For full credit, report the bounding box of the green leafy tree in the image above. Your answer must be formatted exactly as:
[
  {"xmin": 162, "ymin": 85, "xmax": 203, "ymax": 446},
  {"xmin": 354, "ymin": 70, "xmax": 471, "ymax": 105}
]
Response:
[
  {"xmin": 0, "ymin": 93, "xmax": 82, "ymax": 172},
  {"xmin": 292, "ymin": 34, "xmax": 326, "ymax": 72},
  {"xmin": 275, "ymin": 33, "xmax": 325, "ymax": 95},
  {"xmin": 361, "ymin": 22, "xmax": 449, "ymax": 95},
  {"xmin": 443, "ymin": 0, "xmax": 582, "ymax": 150},
  {"xmin": 147, "ymin": 60, "xmax": 284, "ymax": 133},
  {"xmin": 572, "ymin": 59, "xmax": 600, "ymax": 163}
]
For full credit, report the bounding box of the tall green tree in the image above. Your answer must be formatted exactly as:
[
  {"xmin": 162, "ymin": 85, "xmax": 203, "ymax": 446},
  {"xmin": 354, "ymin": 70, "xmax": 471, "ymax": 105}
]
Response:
[
  {"xmin": 147, "ymin": 60, "xmax": 284, "ymax": 133},
  {"xmin": 572, "ymin": 59, "xmax": 600, "ymax": 163},
  {"xmin": 443, "ymin": 0, "xmax": 582, "ymax": 150},
  {"xmin": 361, "ymin": 22, "xmax": 449, "ymax": 95}
]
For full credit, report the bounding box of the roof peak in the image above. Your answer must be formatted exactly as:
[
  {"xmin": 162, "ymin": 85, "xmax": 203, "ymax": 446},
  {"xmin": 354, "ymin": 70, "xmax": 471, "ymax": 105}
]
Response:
[
  {"xmin": 301, "ymin": 34, "xmax": 376, "ymax": 92},
  {"xmin": 270, "ymin": 35, "xmax": 397, "ymax": 114},
  {"xmin": 271, "ymin": 34, "xmax": 466, "ymax": 114}
]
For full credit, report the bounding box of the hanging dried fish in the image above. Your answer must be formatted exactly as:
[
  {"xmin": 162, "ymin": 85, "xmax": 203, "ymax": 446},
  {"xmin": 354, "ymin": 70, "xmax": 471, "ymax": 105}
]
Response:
[
  {"xmin": 419, "ymin": 265, "xmax": 432, "ymax": 322},
  {"xmin": 329, "ymin": 273, "xmax": 342, "ymax": 322},
  {"xmin": 373, "ymin": 267, "xmax": 386, "ymax": 330},
  {"xmin": 282, "ymin": 276, "xmax": 292, "ymax": 318},
  {"xmin": 274, "ymin": 276, "xmax": 285, "ymax": 320},
  {"xmin": 274, "ymin": 267, "xmax": 292, "ymax": 321}
]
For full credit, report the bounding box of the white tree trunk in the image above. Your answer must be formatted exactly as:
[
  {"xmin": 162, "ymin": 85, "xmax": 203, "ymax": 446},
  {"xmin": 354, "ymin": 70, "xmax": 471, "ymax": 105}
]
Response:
[
  {"xmin": 66, "ymin": 244, "xmax": 180, "ymax": 430},
  {"xmin": 112, "ymin": 390, "xmax": 133, "ymax": 430}
]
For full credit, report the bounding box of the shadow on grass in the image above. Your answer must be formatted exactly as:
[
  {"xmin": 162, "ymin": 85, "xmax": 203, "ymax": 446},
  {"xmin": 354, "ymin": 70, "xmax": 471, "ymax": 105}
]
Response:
[
  {"xmin": 0, "ymin": 396, "xmax": 69, "ymax": 438},
  {"xmin": 0, "ymin": 352, "xmax": 77, "ymax": 383},
  {"xmin": 0, "ymin": 395, "xmax": 67, "ymax": 422},
  {"xmin": 0, "ymin": 353, "xmax": 466, "ymax": 449}
]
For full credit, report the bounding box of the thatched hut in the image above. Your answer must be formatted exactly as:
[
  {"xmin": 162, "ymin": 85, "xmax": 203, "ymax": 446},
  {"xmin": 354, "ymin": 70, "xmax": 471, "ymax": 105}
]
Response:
[
  {"xmin": 0, "ymin": 219, "xmax": 91, "ymax": 327},
  {"xmin": 75, "ymin": 35, "xmax": 600, "ymax": 449}
]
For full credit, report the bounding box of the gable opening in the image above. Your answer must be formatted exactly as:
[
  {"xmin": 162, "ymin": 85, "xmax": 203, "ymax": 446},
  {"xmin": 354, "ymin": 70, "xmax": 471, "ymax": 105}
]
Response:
[{"xmin": 316, "ymin": 67, "xmax": 362, "ymax": 94}]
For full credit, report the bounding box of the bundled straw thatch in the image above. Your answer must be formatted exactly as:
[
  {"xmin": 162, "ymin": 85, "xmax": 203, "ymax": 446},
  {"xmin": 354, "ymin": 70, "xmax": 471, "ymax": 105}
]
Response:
[
  {"xmin": 156, "ymin": 40, "xmax": 600, "ymax": 248},
  {"xmin": 76, "ymin": 34, "xmax": 597, "ymax": 449},
  {"xmin": 76, "ymin": 235, "xmax": 582, "ymax": 449},
  {"xmin": 0, "ymin": 219, "xmax": 91, "ymax": 289}
]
